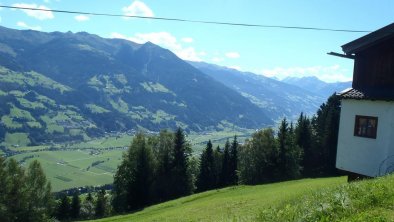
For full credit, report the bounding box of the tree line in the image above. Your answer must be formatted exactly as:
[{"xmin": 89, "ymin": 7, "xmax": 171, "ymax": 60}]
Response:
[
  {"xmin": 111, "ymin": 94, "xmax": 341, "ymax": 215},
  {"xmin": 0, "ymin": 94, "xmax": 341, "ymax": 221}
]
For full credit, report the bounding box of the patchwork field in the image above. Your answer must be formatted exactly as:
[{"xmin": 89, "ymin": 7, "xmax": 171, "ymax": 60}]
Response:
[{"xmin": 12, "ymin": 149, "xmax": 125, "ymax": 191}]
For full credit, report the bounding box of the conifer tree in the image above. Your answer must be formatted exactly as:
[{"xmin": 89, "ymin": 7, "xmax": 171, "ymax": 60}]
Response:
[
  {"xmin": 313, "ymin": 94, "xmax": 341, "ymax": 175},
  {"xmin": 113, "ymin": 133, "xmax": 154, "ymax": 212},
  {"xmin": 57, "ymin": 194, "xmax": 70, "ymax": 221},
  {"xmin": 229, "ymin": 136, "xmax": 239, "ymax": 185},
  {"xmin": 213, "ymin": 145, "xmax": 223, "ymax": 187},
  {"xmin": 70, "ymin": 191, "xmax": 81, "ymax": 219},
  {"xmin": 95, "ymin": 189, "xmax": 106, "ymax": 218},
  {"xmin": 295, "ymin": 112, "xmax": 315, "ymax": 176},
  {"xmin": 130, "ymin": 134, "xmax": 154, "ymax": 209},
  {"xmin": 151, "ymin": 130, "xmax": 174, "ymax": 202},
  {"xmin": 277, "ymin": 118, "xmax": 302, "ymax": 180},
  {"xmin": 220, "ymin": 140, "xmax": 231, "ymax": 186},
  {"xmin": 197, "ymin": 140, "xmax": 215, "ymax": 192},
  {"xmin": 170, "ymin": 128, "xmax": 192, "ymax": 198}
]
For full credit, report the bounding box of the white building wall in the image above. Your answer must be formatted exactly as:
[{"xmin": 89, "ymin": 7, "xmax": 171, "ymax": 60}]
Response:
[{"xmin": 336, "ymin": 99, "xmax": 394, "ymax": 177}]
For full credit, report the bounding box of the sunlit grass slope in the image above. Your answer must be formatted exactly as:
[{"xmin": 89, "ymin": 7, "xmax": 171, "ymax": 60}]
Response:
[
  {"xmin": 259, "ymin": 175, "xmax": 394, "ymax": 222},
  {"xmin": 90, "ymin": 177, "xmax": 346, "ymax": 222}
]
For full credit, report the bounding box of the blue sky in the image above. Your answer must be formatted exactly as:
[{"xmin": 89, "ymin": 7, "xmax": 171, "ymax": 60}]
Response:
[{"xmin": 0, "ymin": 0, "xmax": 393, "ymax": 82}]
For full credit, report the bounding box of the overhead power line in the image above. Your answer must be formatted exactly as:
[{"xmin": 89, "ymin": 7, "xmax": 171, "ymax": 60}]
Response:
[{"xmin": 0, "ymin": 5, "xmax": 372, "ymax": 33}]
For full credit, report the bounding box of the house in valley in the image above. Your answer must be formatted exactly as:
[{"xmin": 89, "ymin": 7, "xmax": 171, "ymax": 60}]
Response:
[{"xmin": 335, "ymin": 23, "xmax": 394, "ymax": 178}]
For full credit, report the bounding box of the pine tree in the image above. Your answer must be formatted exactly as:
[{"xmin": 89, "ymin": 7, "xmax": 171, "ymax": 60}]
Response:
[
  {"xmin": 113, "ymin": 133, "xmax": 154, "ymax": 212},
  {"xmin": 112, "ymin": 156, "xmax": 129, "ymax": 213},
  {"xmin": 197, "ymin": 140, "xmax": 215, "ymax": 192},
  {"xmin": 220, "ymin": 140, "xmax": 231, "ymax": 187},
  {"xmin": 295, "ymin": 113, "xmax": 316, "ymax": 177},
  {"xmin": 213, "ymin": 145, "xmax": 223, "ymax": 187},
  {"xmin": 229, "ymin": 136, "xmax": 239, "ymax": 185},
  {"xmin": 95, "ymin": 189, "xmax": 106, "ymax": 218},
  {"xmin": 57, "ymin": 194, "xmax": 70, "ymax": 221},
  {"xmin": 313, "ymin": 94, "xmax": 341, "ymax": 176},
  {"xmin": 151, "ymin": 130, "xmax": 174, "ymax": 202},
  {"xmin": 130, "ymin": 134, "xmax": 154, "ymax": 209},
  {"xmin": 170, "ymin": 128, "xmax": 192, "ymax": 198},
  {"xmin": 277, "ymin": 118, "xmax": 302, "ymax": 180},
  {"xmin": 70, "ymin": 191, "xmax": 81, "ymax": 219}
]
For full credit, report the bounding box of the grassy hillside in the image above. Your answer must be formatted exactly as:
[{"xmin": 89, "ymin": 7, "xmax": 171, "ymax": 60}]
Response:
[
  {"xmin": 259, "ymin": 175, "xmax": 394, "ymax": 222},
  {"xmin": 89, "ymin": 177, "xmax": 346, "ymax": 222}
]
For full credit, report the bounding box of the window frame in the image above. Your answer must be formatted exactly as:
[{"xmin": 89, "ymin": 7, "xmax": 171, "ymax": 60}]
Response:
[{"xmin": 354, "ymin": 115, "xmax": 378, "ymax": 139}]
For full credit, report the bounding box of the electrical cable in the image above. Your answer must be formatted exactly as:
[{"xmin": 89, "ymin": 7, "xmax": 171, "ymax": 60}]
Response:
[{"xmin": 0, "ymin": 5, "xmax": 372, "ymax": 33}]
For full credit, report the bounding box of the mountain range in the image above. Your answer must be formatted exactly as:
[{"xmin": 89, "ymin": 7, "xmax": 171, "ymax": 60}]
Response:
[{"xmin": 0, "ymin": 26, "xmax": 350, "ymax": 146}]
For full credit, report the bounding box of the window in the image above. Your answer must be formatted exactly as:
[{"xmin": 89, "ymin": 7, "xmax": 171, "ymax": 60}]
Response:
[{"xmin": 354, "ymin": 115, "xmax": 378, "ymax": 139}]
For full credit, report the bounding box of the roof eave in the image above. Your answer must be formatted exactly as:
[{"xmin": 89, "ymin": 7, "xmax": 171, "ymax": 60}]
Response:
[{"xmin": 341, "ymin": 23, "xmax": 394, "ymax": 55}]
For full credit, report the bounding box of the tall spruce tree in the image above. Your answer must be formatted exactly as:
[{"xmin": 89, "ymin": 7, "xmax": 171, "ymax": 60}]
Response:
[
  {"xmin": 95, "ymin": 189, "xmax": 107, "ymax": 218},
  {"xmin": 295, "ymin": 113, "xmax": 316, "ymax": 177},
  {"xmin": 229, "ymin": 136, "xmax": 239, "ymax": 185},
  {"xmin": 277, "ymin": 118, "xmax": 302, "ymax": 180},
  {"xmin": 197, "ymin": 140, "xmax": 215, "ymax": 192},
  {"xmin": 313, "ymin": 94, "xmax": 341, "ymax": 176},
  {"xmin": 170, "ymin": 128, "xmax": 192, "ymax": 198},
  {"xmin": 220, "ymin": 140, "xmax": 231, "ymax": 187},
  {"xmin": 57, "ymin": 194, "xmax": 70, "ymax": 221},
  {"xmin": 151, "ymin": 130, "xmax": 174, "ymax": 202},
  {"xmin": 112, "ymin": 133, "xmax": 154, "ymax": 212},
  {"xmin": 70, "ymin": 191, "xmax": 81, "ymax": 219},
  {"xmin": 213, "ymin": 145, "xmax": 223, "ymax": 187}
]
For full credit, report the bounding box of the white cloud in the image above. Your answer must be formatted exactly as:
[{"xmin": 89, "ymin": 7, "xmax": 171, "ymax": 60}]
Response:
[
  {"xmin": 181, "ymin": 37, "xmax": 193, "ymax": 43},
  {"xmin": 12, "ymin": 3, "xmax": 54, "ymax": 20},
  {"xmin": 110, "ymin": 32, "xmax": 202, "ymax": 61},
  {"xmin": 16, "ymin": 21, "xmax": 42, "ymax": 30},
  {"xmin": 122, "ymin": 1, "xmax": 154, "ymax": 18},
  {"xmin": 259, "ymin": 65, "xmax": 352, "ymax": 83},
  {"xmin": 43, "ymin": 0, "xmax": 61, "ymax": 3},
  {"xmin": 225, "ymin": 52, "xmax": 240, "ymax": 59},
  {"xmin": 74, "ymin": 15, "xmax": 89, "ymax": 22}
]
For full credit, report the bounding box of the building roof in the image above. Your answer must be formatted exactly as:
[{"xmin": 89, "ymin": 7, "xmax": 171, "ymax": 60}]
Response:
[
  {"xmin": 342, "ymin": 23, "xmax": 394, "ymax": 55},
  {"xmin": 338, "ymin": 88, "xmax": 394, "ymax": 101}
]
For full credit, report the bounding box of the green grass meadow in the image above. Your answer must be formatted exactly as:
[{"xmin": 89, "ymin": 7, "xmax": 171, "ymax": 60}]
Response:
[
  {"xmin": 89, "ymin": 177, "xmax": 346, "ymax": 222},
  {"xmin": 11, "ymin": 149, "xmax": 125, "ymax": 191},
  {"xmin": 6, "ymin": 129, "xmax": 252, "ymax": 191}
]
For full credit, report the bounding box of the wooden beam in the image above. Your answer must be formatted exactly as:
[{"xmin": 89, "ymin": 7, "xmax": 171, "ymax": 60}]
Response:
[{"xmin": 327, "ymin": 52, "xmax": 355, "ymax": 59}]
